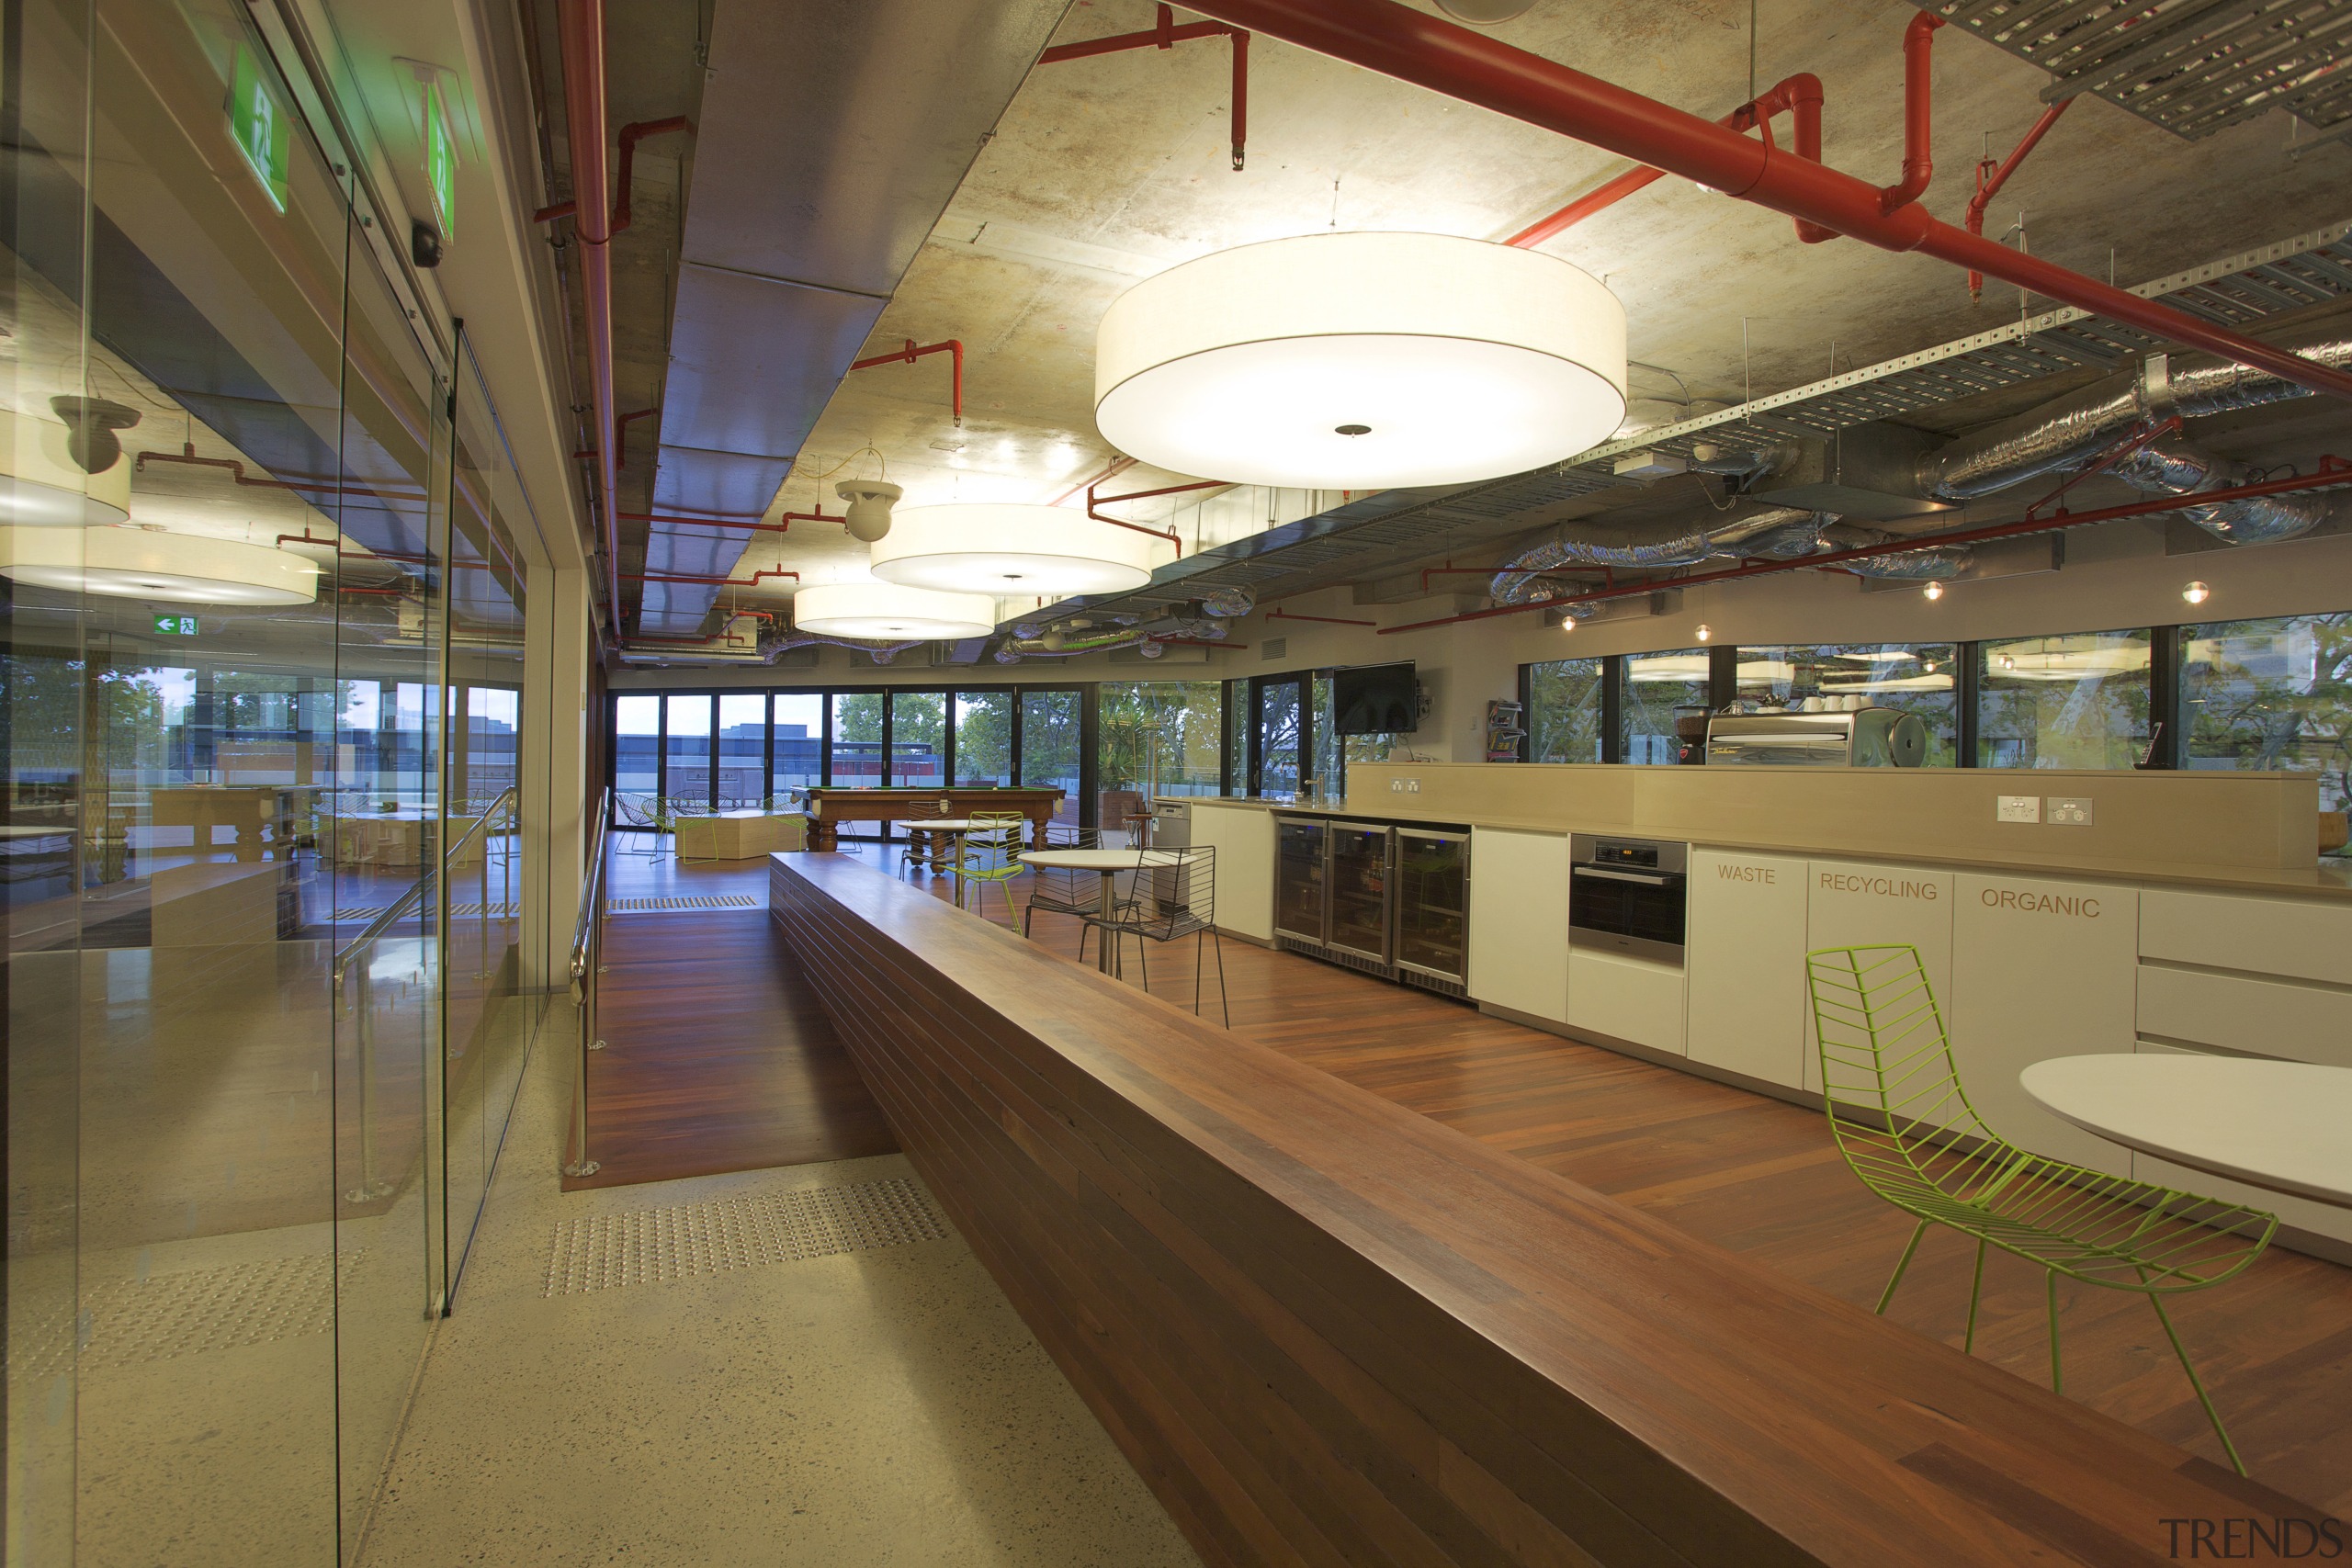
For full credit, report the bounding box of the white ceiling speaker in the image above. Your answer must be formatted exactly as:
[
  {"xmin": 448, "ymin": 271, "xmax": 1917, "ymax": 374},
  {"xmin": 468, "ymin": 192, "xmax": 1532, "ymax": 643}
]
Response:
[
  {"xmin": 791, "ymin": 581, "xmax": 996, "ymax": 640},
  {"xmin": 1, "ymin": 408, "xmax": 133, "ymax": 526},
  {"xmin": 1095, "ymin": 231, "xmax": 1625, "ymax": 490},
  {"xmin": 835, "ymin": 479, "xmax": 902, "ymax": 543},
  {"xmin": 0, "ymin": 525, "xmax": 319, "ymax": 604},
  {"xmin": 867, "ymin": 503, "xmax": 1159, "ymax": 596},
  {"xmin": 1436, "ymin": 0, "xmax": 1537, "ymax": 18}
]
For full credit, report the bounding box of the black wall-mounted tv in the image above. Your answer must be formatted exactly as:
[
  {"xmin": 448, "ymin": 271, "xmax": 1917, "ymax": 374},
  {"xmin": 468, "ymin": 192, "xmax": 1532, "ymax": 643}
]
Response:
[{"xmin": 1333, "ymin": 661, "xmax": 1418, "ymax": 735}]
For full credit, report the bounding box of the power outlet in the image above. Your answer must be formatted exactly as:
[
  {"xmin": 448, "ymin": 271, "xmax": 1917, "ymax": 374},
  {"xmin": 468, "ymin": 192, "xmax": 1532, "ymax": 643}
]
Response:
[
  {"xmin": 2047, "ymin": 795, "xmax": 2094, "ymax": 826},
  {"xmin": 1388, "ymin": 777, "xmax": 1420, "ymax": 794},
  {"xmin": 1996, "ymin": 795, "xmax": 2041, "ymax": 824}
]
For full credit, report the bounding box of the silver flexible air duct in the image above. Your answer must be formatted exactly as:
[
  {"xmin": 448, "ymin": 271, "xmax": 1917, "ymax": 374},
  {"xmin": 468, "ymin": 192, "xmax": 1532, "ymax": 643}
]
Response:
[
  {"xmin": 1919, "ymin": 333, "xmax": 2352, "ymax": 502},
  {"xmin": 763, "ymin": 632, "xmax": 926, "ymax": 665},
  {"xmin": 2111, "ymin": 439, "xmax": 2339, "ymax": 545},
  {"xmin": 1488, "ymin": 508, "xmax": 1826, "ymax": 604}
]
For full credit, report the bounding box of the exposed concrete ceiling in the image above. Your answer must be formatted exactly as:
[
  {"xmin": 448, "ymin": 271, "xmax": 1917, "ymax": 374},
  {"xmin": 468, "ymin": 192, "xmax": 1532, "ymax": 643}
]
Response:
[{"xmin": 620, "ymin": 0, "xmax": 2352, "ymax": 646}]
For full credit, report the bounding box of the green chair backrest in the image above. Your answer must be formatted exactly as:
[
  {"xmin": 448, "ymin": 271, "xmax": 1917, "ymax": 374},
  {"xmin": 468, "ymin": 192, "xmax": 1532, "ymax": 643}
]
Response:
[
  {"xmin": 958, "ymin": 812, "xmax": 1027, "ymax": 879},
  {"xmin": 1806, "ymin": 943, "xmax": 2005, "ymax": 1201}
]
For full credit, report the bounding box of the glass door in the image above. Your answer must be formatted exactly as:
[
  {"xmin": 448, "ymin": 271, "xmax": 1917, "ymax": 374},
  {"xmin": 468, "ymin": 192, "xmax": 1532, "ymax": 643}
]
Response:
[
  {"xmin": 1395, "ymin": 829, "xmax": 1469, "ymax": 983},
  {"xmin": 663, "ymin": 694, "xmax": 714, "ymax": 808},
  {"xmin": 1019, "ymin": 688, "xmax": 1081, "ymax": 826},
  {"xmin": 1327, "ymin": 822, "xmax": 1394, "ymax": 964},
  {"xmin": 953, "ymin": 690, "xmax": 1014, "ymax": 785},
  {"xmin": 1273, "ymin": 818, "xmax": 1328, "ymax": 942},
  {"xmin": 1255, "ymin": 675, "xmax": 1303, "ymax": 799},
  {"xmin": 717, "ymin": 694, "xmax": 766, "ymax": 807},
  {"xmin": 772, "ymin": 693, "xmax": 822, "ymax": 803},
  {"xmin": 888, "ymin": 691, "xmax": 945, "ymax": 790}
]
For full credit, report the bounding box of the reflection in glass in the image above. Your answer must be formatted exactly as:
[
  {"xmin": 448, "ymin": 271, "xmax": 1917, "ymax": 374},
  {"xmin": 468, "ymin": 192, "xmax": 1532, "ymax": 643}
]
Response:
[
  {"xmin": 614, "ymin": 694, "xmax": 660, "ymax": 795},
  {"xmin": 1622, "ymin": 649, "xmax": 1708, "ymax": 764},
  {"xmin": 772, "ymin": 693, "xmax": 822, "ymax": 799},
  {"xmin": 1528, "ymin": 656, "xmax": 1605, "ymax": 762},
  {"xmin": 718, "ymin": 694, "xmax": 766, "ymax": 807},
  {"xmin": 663, "ymin": 694, "xmax": 713, "ymax": 808},
  {"xmin": 1978, "ymin": 629, "xmax": 2152, "ymax": 768},
  {"xmin": 1736, "ymin": 643, "xmax": 1959, "ymax": 766},
  {"xmin": 953, "ymin": 691, "xmax": 1013, "ymax": 785},
  {"xmin": 1019, "ymin": 690, "xmax": 1080, "ymax": 824},
  {"xmin": 2183, "ymin": 614, "xmax": 2352, "ymax": 835}
]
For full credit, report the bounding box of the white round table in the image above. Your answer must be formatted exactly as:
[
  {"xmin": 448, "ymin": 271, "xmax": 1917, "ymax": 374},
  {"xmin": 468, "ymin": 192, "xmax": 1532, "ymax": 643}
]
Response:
[
  {"xmin": 1018, "ymin": 848, "xmax": 1189, "ymax": 974},
  {"xmin": 2020, "ymin": 1055, "xmax": 2352, "ymax": 1209}
]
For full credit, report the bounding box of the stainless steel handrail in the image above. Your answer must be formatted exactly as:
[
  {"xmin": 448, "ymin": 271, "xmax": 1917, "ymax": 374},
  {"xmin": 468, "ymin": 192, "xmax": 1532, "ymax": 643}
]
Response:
[
  {"xmin": 332, "ymin": 785, "xmax": 519, "ymax": 1203},
  {"xmin": 562, "ymin": 787, "xmax": 611, "ymax": 1178}
]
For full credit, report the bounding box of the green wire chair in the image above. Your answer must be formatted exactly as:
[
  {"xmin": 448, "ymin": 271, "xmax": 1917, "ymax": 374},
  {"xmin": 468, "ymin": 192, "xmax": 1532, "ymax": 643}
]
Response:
[
  {"xmin": 951, "ymin": 812, "xmax": 1029, "ymax": 925},
  {"xmin": 1806, "ymin": 943, "xmax": 2277, "ymax": 1474}
]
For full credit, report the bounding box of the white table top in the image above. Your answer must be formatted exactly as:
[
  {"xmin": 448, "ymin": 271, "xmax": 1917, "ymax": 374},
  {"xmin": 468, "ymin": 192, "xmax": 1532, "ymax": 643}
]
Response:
[
  {"xmin": 1018, "ymin": 848, "xmax": 1188, "ymax": 872},
  {"xmin": 2020, "ymin": 1055, "xmax": 2352, "ymax": 1209}
]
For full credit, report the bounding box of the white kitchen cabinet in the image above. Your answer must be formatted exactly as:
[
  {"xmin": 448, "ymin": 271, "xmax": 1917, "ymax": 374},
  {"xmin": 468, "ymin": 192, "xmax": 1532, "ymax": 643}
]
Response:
[
  {"xmin": 1949, "ymin": 873, "xmax": 2138, "ymax": 1170},
  {"xmin": 2138, "ymin": 887, "xmax": 2352, "ymax": 985},
  {"xmin": 1803, "ymin": 860, "xmax": 1954, "ymax": 1094},
  {"xmin": 2135, "ymin": 965, "xmax": 2351, "ymax": 1068},
  {"xmin": 1467, "ymin": 827, "xmax": 1568, "ymax": 1023},
  {"xmin": 1190, "ymin": 805, "xmax": 1274, "ymax": 942},
  {"xmin": 1686, "ymin": 849, "xmax": 1810, "ymax": 1089},
  {"xmin": 2135, "ymin": 1043, "xmax": 2352, "ymax": 1247},
  {"xmin": 1566, "ymin": 949, "xmax": 1686, "ymax": 1055}
]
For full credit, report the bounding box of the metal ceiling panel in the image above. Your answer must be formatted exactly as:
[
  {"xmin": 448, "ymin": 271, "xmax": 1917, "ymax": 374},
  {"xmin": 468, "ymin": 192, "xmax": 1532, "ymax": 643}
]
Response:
[
  {"xmin": 1919, "ymin": 0, "xmax": 2352, "ymax": 139},
  {"xmin": 637, "ymin": 0, "xmax": 1072, "ymax": 637},
  {"xmin": 657, "ymin": 264, "xmax": 888, "ymax": 462}
]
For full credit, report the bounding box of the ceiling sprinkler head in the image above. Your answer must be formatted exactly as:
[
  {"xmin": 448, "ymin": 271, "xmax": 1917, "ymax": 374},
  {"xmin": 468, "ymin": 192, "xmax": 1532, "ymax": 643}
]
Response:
[
  {"xmin": 1435, "ymin": 0, "xmax": 1535, "ymax": 18},
  {"xmin": 835, "ymin": 479, "xmax": 903, "ymax": 543}
]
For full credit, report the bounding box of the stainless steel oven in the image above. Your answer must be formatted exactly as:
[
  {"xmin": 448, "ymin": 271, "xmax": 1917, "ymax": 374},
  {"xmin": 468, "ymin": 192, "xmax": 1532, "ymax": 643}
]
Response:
[{"xmin": 1569, "ymin": 834, "xmax": 1688, "ymax": 965}]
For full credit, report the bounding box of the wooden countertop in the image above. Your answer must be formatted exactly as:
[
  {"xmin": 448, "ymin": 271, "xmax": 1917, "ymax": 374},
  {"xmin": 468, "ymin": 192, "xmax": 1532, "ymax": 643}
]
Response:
[
  {"xmin": 1184, "ymin": 795, "xmax": 2352, "ymax": 901},
  {"xmin": 770, "ymin": 852, "xmax": 2308, "ymax": 1566}
]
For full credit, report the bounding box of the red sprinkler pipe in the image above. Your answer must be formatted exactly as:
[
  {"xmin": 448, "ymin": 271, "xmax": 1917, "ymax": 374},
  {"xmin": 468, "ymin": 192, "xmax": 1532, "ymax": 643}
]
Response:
[
  {"xmin": 1039, "ymin": 5, "xmax": 1252, "ymax": 170},
  {"xmin": 1879, "ymin": 14, "xmax": 1943, "ymax": 214},
  {"xmin": 1180, "ymin": 0, "xmax": 2352, "ymax": 401},
  {"xmin": 1375, "ymin": 460, "xmax": 2352, "ymax": 635},
  {"xmin": 138, "ymin": 445, "xmax": 429, "ymax": 500},
  {"xmin": 1088, "ymin": 478, "xmax": 1222, "ymax": 553},
  {"xmin": 618, "ymin": 508, "xmax": 846, "ymax": 534},
  {"xmin": 614, "ymin": 407, "xmax": 658, "ymax": 468},
  {"xmin": 1269, "ymin": 608, "xmax": 1377, "ymax": 626},
  {"xmin": 556, "ymin": 0, "xmax": 624, "ymax": 620},
  {"xmin": 1509, "ymin": 73, "xmax": 1825, "ymax": 248},
  {"xmin": 848, "ymin": 339, "xmax": 965, "ymax": 426},
  {"xmin": 1966, "ymin": 97, "xmax": 2075, "ymax": 301},
  {"xmin": 623, "ymin": 568, "xmax": 801, "ymax": 587},
  {"xmin": 534, "ymin": 116, "xmax": 694, "ymax": 226}
]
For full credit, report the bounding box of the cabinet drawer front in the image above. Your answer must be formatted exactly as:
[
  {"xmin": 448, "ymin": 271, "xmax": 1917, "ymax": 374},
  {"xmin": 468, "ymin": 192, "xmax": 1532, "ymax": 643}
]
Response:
[
  {"xmin": 2139, "ymin": 888, "xmax": 2352, "ymax": 985},
  {"xmin": 1467, "ymin": 829, "xmax": 1568, "ymax": 1023},
  {"xmin": 1804, "ymin": 862, "xmax": 1954, "ymax": 1094},
  {"xmin": 1687, "ymin": 850, "xmax": 1809, "ymax": 1088},
  {"xmin": 1566, "ymin": 949, "xmax": 1686, "ymax": 1055},
  {"xmin": 2136, "ymin": 965, "xmax": 2352, "ymax": 1067}
]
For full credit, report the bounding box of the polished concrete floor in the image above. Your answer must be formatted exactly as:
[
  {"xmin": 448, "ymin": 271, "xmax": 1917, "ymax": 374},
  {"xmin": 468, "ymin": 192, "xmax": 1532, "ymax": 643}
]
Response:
[{"xmin": 355, "ymin": 998, "xmax": 1198, "ymax": 1567}]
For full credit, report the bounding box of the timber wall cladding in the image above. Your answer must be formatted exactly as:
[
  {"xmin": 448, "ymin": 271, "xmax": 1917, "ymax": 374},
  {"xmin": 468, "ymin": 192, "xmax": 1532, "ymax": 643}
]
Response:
[{"xmin": 768, "ymin": 853, "xmax": 2291, "ymax": 1568}]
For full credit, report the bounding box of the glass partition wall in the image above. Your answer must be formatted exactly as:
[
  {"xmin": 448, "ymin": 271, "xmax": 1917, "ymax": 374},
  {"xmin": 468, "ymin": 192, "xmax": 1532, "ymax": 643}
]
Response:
[{"xmin": 4, "ymin": 10, "xmax": 554, "ymax": 1560}]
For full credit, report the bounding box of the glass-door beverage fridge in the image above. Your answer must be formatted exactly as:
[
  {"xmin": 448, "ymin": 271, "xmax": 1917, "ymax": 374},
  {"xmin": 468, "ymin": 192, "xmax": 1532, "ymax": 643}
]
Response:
[
  {"xmin": 1326, "ymin": 822, "xmax": 1394, "ymax": 964},
  {"xmin": 1274, "ymin": 817, "xmax": 1329, "ymax": 944},
  {"xmin": 1394, "ymin": 828, "xmax": 1469, "ymax": 987}
]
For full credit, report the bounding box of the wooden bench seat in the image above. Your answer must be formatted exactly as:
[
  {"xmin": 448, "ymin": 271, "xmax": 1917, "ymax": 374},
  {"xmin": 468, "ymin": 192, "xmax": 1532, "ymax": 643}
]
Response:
[{"xmin": 770, "ymin": 852, "xmax": 2316, "ymax": 1568}]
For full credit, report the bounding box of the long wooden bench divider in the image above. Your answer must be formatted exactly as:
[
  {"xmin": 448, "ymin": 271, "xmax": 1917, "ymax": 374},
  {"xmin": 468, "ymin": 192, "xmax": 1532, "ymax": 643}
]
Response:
[{"xmin": 769, "ymin": 852, "xmax": 2316, "ymax": 1568}]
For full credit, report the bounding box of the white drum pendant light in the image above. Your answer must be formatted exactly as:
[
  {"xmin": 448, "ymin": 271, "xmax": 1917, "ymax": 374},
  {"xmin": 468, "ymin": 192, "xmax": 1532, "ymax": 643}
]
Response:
[
  {"xmin": 791, "ymin": 581, "xmax": 996, "ymax": 640},
  {"xmin": 1095, "ymin": 231, "xmax": 1627, "ymax": 489},
  {"xmin": 0, "ymin": 409, "xmax": 133, "ymax": 526},
  {"xmin": 0, "ymin": 525, "xmax": 318, "ymax": 604},
  {"xmin": 868, "ymin": 503, "xmax": 1157, "ymax": 595}
]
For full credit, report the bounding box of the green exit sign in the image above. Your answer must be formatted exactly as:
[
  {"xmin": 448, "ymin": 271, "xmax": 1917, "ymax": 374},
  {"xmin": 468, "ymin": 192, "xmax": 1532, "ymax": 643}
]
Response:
[
  {"xmin": 153, "ymin": 614, "xmax": 199, "ymax": 637},
  {"xmin": 228, "ymin": 43, "xmax": 289, "ymax": 213},
  {"xmin": 424, "ymin": 80, "xmax": 457, "ymax": 240}
]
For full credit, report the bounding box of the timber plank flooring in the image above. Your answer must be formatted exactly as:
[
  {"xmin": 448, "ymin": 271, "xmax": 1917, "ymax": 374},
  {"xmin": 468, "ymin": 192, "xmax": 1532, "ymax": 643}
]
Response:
[
  {"xmin": 890, "ymin": 852, "xmax": 2352, "ymax": 1517},
  {"xmin": 563, "ymin": 904, "xmax": 894, "ymax": 1189}
]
